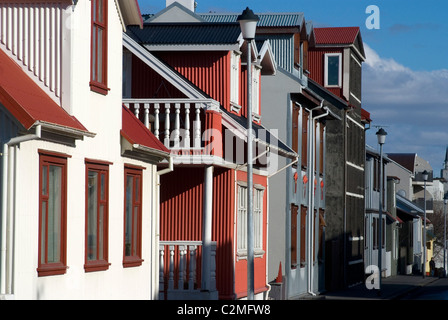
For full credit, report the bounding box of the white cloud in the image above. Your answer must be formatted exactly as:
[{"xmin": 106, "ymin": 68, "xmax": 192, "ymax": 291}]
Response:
[{"xmin": 363, "ymin": 44, "xmax": 448, "ymax": 175}]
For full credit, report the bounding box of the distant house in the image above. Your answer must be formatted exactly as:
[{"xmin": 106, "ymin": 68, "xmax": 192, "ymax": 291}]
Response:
[
  {"xmin": 125, "ymin": 1, "xmax": 295, "ymax": 299},
  {"xmin": 388, "ymin": 153, "xmax": 434, "ymax": 275},
  {"xmin": 308, "ymin": 27, "xmax": 369, "ymax": 290},
  {"xmin": 0, "ymin": 0, "xmax": 172, "ymax": 299}
]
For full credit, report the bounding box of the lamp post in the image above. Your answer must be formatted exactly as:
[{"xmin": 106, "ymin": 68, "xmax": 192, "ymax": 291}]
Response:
[
  {"xmin": 237, "ymin": 7, "xmax": 259, "ymax": 300},
  {"xmin": 376, "ymin": 128, "xmax": 387, "ymax": 293},
  {"xmin": 422, "ymin": 169, "xmax": 429, "ymax": 278}
]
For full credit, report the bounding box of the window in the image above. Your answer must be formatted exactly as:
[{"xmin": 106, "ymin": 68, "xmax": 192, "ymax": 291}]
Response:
[
  {"xmin": 123, "ymin": 166, "xmax": 143, "ymax": 267},
  {"xmin": 90, "ymin": 0, "xmax": 108, "ymax": 94},
  {"xmin": 300, "ymin": 206, "xmax": 307, "ymax": 267},
  {"xmin": 324, "ymin": 53, "xmax": 342, "ymax": 87},
  {"xmin": 252, "ymin": 66, "xmax": 261, "ymax": 117},
  {"xmin": 37, "ymin": 151, "xmax": 68, "ymax": 277},
  {"xmin": 85, "ymin": 160, "xmax": 110, "ymax": 272},
  {"xmin": 237, "ymin": 183, "xmax": 264, "ymax": 257},
  {"xmin": 230, "ymin": 51, "xmax": 240, "ymax": 106},
  {"xmin": 291, "ymin": 204, "xmax": 298, "ymax": 268}
]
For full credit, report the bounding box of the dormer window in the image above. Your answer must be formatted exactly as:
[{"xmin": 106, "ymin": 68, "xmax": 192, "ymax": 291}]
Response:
[
  {"xmin": 324, "ymin": 53, "xmax": 342, "ymax": 87},
  {"xmin": 90, "ymin": 0, "xmax": 108, "ymax": 95}
]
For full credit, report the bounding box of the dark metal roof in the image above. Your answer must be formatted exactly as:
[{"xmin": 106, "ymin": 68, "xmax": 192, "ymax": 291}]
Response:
[
  {"xmin": 126, "ymin": 23, "xmax": 242, "ymax": 45},
  {"xmin": 200, "ymin": 12, "xmax": 304, "ymax": 28}
]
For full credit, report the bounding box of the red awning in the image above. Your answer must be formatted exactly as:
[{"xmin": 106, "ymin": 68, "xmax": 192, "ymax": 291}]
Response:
[
  {"xmin": 121, "ymin": 104, "xmax": 170, "ymax": 156},
  {"xmin": 0, "ymin": 49, "xmax": 89, "ymax": 134}
]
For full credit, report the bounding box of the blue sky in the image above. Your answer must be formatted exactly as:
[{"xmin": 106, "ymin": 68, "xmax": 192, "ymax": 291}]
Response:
[{"xmin": 137, "ymin": 0, "xmax": 448, "ymax": 176}]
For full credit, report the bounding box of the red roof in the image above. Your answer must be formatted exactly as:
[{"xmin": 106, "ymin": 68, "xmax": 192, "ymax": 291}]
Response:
[
  {"xmin": 0, "ymin": 48, "xmax": 88, "ymax": 133},
  {"xmin": 121, "ymin": 105, "xmax": 170, "ymax": 155},
  {"xmin": 313, "ymin": 27, "xmax": 360, "ymax": 45}
]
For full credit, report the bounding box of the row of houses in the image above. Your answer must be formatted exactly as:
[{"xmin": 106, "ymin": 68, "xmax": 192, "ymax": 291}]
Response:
[{"xmin": 0, "ymin": 0, "xmax": 437, "ymax": 300}]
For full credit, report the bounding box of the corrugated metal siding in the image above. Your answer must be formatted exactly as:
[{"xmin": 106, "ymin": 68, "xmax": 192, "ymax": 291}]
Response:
[
  {"xmin": 258, "ymin": 35, "xmax": 294, "ymax": 73},
  {"xmin": 0, "ymin": 1, "xmax": 66, "ymax": 99},
  {"xmin": 200, "ymin": 12, "xmax": 304, "ymax": 28},
  {"xmin": 308, "ymin": 47, "xmax": 343, "ymax": 98},
  {"xmin": 155, "ymin": 51, "xmax": 231, "ymax": 111},
  {"xmin": 160, "ymin": 167, "xmax": 236, "ymax": 299},
  {"xmin": 131, "ymin": 54, "xmax": 187, "ymax": 98}
]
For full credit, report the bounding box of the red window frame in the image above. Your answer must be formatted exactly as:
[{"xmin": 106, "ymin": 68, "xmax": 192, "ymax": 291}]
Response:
[
  {"xmin": 37, "ymin": 151, "xmax": 69, "ymax": 277},
  {"xmin": 123, "ymin": 166, "xmax": 144, "ymax": 267},
  {"xmin": 84, "ymin": 160, "xmax": 111, "ymax": 272},
  {"xmin": 90, "ymin": 0, "xmax": 108, "ymax": 95}
]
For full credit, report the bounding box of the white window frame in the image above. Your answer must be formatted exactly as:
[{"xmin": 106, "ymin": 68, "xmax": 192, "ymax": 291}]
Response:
[
  {"xmin": 251, "ymin": 65, "xmax": 261, "ymax": 121},
  {"xmin": 230, "ymin": 51, "xmax": 241, "ymax": 106},
  {"xmin": 236, "ymin": 183, "xmax": 265, "ymax": 258},
  {"xmin": 324, "ymin": 53, "xmax": 342, "ymax": 88}
]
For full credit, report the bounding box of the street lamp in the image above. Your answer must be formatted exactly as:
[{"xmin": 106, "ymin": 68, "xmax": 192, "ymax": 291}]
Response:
[
  {"xmin": 237, "ymin": 7, "xmax": 259, "ymax": 301},
  {"xmin": 376, "ymin": 128, "xmax": 387, "ymax": 293},
  {"xmin": 422, "ymin": 169, "xmax": 428, "ymax": 278}
]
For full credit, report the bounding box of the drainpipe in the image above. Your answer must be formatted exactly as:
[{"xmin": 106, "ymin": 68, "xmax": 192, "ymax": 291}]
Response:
[
  {"xmin": 1, "ymin": 125, "xmax": 41, "ymax": 296},
  {"xmin": 306, "ymin": 105, "xmax": 329, "ymax": 296},
  {"xmin": 154, "ymin": 155, "xmax": 173, "ymax": 299}
]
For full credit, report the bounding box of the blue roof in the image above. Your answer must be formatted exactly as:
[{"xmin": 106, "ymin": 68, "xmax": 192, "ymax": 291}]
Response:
[
  {"xmin": 200, "ymin": 12, "xmax": 305, "ymax": 28},
  {"xmin": 126, "ymin": 23, "xmax": 241, "ymax": 45}
]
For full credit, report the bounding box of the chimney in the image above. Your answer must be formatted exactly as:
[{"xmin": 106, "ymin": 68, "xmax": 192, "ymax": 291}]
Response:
[{"xmin": 166, "ymin": 0, "xmax": 197, "ymax": 12}]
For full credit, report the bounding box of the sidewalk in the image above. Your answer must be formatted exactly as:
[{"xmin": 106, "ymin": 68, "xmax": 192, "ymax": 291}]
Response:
[{"xmin": 312, "ymin": 275, "xmax": 444, "ymax": 300}]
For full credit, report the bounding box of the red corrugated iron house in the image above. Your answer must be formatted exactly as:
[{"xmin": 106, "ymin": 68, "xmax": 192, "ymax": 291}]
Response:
[{"xmin": 122, "ymin": 3, "xmax": 296, "ymax": 299}]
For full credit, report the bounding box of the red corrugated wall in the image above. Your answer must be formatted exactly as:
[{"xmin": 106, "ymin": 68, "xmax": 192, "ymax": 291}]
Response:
[
  {"xmin": 308, "ymin": 47, "xmax": 344, "ymax": 98},
  {"xmin": 154, "ymin": 51, "xmax": 232, "ymax": 111},
  {"xmin": 160, "ymin": 166, "xmax": 236, "ymax": 299},
  {"xmin": 131, "ymin": 54, "xmax": 187, "ymax": 98}
]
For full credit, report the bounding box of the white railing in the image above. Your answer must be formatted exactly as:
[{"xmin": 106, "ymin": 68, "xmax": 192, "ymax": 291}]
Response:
[
  {"xmin": 159, "ymin": 240, "xmax": 217, "ymax": 300},
  {"xmin": 123, "ymin": 99, "xmax": 219, "ymax": 150}
]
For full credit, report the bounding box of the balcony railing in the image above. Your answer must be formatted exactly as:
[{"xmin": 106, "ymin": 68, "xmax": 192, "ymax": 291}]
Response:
[
  {"xmin": 123, "ymin": 99, "xmax": 219, "ymax": 151},
  {"xmin": 159, "ymin": 241, "xmax": 217, "ymax": 300}
]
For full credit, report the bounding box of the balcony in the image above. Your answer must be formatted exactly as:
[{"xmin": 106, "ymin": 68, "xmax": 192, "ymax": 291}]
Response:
[
  {"xmin": 159, "ymin": 241, "xmax": 218, "ymax": 300},
  {"xmin": 123, "ymin": 98, "xmax": 220, "ymax": 153}
]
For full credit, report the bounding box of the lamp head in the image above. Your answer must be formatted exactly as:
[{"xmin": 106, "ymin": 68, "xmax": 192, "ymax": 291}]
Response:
[
  {"xmin": 237, "ymin": 7, "xmax": 259, "ymax": 40},
  {"xmin": 422, "ymin": 170, "xmax": 429, "ymax": 182},
  {"xmin": 376, "ymin": 128, "xmax": 387, "ymax": 145}
]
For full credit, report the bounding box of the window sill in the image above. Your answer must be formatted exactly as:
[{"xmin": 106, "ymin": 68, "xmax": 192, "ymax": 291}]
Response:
[
  {"xmin": 84, "ymin": 260, "xmax": 111, "ymax": 272},
  {"xmin": 123, "ymin": 257, "xmax": 144, "ymax": 268},
  {"xmin": 37, "ymin": 264, "xmax": 68, "ymax": 277},
  {"xmin": 90, "ymin": 81, "xmax": 110, "ymax": 95}
]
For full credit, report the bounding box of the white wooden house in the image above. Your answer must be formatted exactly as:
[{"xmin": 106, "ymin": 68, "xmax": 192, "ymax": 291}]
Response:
[{"xmin": 0, "ymin": 0, "xmax": 171, "ymax": 300}]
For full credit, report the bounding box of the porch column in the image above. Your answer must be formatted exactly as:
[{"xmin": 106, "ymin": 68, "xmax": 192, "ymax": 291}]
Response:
[{"xmin": 201, "ymin": 165, "xmax": 214, "ymax": 291}]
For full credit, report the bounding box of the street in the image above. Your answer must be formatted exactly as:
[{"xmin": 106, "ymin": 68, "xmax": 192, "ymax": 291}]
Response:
[{"xmin": 399, "ymin": 278, "xmax": 448, "ymax": 300}]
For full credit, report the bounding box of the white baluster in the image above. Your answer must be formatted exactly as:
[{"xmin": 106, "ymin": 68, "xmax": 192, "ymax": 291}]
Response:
[
  {"xmin": 164, "ymin": 104, "xmax": 171, "ymax": 148},
  {"xmin": 188, "ymin": 245, "xmax": 197, "ymax": 290},
  {"xmin": 173, "ymin": 103, "xmax": 180, "ymax": 148},
  {"xmin": 168, "ymin": 245, "xmax": 175, "ymax": 290},
  {"xmin": 144, "ymin": 103, "xmax": 150, "ymax": 129},
  {"xmin": 178, "ymin": 245, "xmax": 186, "ymax": 290},
  {"xmin": 154, "ymin": 103, "xmax": 160, "ymax": 140},
  {"xmin": 159, "ymin": 245, "xmax": 165, "ymax": 300},
  {"xmin": 194, "ymin": 104, "xmax": 201, "ymax": 148},
  {"xmin": 134, "ymin": 103, "xmax": 140, "ymax": 119},
  {"xmin": 184, "ymin": 104, "xmax": 191, "ymax": 149}
]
